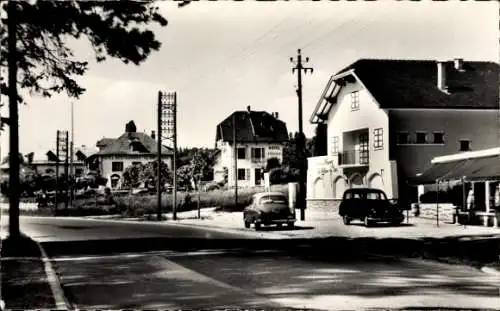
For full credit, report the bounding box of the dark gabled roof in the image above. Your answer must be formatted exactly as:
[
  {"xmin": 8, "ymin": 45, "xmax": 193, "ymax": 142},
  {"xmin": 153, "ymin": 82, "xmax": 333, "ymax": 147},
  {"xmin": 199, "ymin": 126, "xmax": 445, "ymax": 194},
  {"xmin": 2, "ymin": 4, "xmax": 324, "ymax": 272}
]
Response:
[
  {"xmin": 337, "ymin": 59, "xmax": 499, "ymax": 109},
  {"xmin": 215, "ymin": 110, "xmax": 289, "ymax": 143},
  {"xmin": 93, "ymin": 132, "xmax": 173, "ymax": 156}
]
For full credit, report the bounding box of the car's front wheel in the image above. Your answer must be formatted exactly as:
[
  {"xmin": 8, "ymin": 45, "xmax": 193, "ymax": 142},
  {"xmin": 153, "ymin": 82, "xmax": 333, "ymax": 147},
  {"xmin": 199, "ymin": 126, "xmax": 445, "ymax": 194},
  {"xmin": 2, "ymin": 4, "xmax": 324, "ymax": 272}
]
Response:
[
  {"xmin": 343, "ymin": 215, "xmax": 351, "ymax": 225},
  {"xmin": 255, "ymin": 222, "xmax": 262, "ymax": 230},
  {"xmin": 287, "ymin": 222, "xmax": 295, "ymax": 229},
  {"xmin": 244, "ymin": 220, "xmax": 251, "ymax": 228}
]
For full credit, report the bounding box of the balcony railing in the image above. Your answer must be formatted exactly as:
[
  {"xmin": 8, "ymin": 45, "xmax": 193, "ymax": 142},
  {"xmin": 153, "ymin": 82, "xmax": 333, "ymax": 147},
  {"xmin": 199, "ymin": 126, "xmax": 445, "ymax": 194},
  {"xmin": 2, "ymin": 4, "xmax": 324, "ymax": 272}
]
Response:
[
  {"xmin": 338, "ymin": 149, "xmax": 369, "ymax": 166},
  {"xmin": 251, "ymin": 157, "xmax": 266, "ymax": 164}
]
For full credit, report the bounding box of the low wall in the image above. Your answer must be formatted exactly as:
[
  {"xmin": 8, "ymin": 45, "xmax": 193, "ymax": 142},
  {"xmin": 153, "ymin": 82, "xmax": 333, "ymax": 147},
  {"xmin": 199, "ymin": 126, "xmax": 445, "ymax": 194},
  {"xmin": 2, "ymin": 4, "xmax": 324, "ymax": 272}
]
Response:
[
  {"xmin": 306, "ymin": 199, "xmax": 341, "ymax": 220},
  {"xmin": 412, "ymin": 203, "xmax": 455, "ymax": 223}
]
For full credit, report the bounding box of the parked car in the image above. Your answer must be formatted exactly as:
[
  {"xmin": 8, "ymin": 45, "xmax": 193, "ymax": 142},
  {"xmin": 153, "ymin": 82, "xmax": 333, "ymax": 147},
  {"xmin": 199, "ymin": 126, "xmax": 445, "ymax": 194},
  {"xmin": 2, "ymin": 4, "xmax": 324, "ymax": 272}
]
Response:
[
  {"xmin": 338, "ymin": 188, "xmax": 405, "ymax": 227},
  {"xmin": 243, "ymin": 192, "xmax": 296, "ymax": 230}
]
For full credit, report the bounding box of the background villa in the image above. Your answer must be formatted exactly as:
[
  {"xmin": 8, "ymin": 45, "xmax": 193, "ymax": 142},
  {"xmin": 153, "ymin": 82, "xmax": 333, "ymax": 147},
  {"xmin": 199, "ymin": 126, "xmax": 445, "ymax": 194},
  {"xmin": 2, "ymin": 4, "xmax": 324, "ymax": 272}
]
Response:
[{"xmin": 212, "ymin": 106, "xmax": 289, "ymax": 187}]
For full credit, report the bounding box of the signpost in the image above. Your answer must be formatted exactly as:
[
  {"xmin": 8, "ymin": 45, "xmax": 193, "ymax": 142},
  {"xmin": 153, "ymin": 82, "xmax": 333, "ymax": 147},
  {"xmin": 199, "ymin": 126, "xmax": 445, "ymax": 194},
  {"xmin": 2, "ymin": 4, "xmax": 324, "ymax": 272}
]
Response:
[
  {"xmin": 55, "ymin": 130, "xmax": 69, "ymax": 210},
  {"xmin": 158, "ymin": 91, "xmax": 178, "ymax": 220}
]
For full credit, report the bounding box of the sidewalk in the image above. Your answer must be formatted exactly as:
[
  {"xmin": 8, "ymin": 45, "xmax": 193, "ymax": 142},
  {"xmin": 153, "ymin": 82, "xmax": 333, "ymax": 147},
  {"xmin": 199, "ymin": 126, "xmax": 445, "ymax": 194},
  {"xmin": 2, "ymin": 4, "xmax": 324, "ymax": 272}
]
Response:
[
  {"xmin": 1, "ymin": 235, "xmax": 56, "ymax": 309},
  {"xmin": 171, "ymin": 209, "xmax": 500, "ymax": 240}
]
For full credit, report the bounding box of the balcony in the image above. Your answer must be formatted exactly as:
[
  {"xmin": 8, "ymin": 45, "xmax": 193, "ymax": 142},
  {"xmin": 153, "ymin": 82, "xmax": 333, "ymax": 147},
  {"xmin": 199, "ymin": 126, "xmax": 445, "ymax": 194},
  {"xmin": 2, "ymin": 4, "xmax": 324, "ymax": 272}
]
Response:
[
  {"xmin": 251, "ymin": 157, "xmax": 266, "ymax": 164},
  {"xmin": 338, "ymin": 149, "xmax": 369, "ymax": 167}
]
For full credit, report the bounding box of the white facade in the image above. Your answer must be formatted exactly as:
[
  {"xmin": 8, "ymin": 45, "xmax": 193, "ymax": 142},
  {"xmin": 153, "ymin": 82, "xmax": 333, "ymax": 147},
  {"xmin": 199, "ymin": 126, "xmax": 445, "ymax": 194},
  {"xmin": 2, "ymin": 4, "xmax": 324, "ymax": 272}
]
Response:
[
  {"xmin": 307, "ymin": 78, "xmax": 397, "ymax": 199},
  {"xmin": 213, "ymin": 140, "xmax": 284, "ymax": 187}
]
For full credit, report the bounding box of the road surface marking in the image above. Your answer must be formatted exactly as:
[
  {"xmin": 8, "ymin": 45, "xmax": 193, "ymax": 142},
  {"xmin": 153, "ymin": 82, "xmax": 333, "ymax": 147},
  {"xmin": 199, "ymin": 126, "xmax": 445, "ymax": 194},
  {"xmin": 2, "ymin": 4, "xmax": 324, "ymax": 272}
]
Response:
[
  {"xmin": 51, "ymin": 249, "xmax": 284, "ymax": 262},
  {"xmin": 35, "ymin": 241, "xmax": 72, "ymax": 310}
]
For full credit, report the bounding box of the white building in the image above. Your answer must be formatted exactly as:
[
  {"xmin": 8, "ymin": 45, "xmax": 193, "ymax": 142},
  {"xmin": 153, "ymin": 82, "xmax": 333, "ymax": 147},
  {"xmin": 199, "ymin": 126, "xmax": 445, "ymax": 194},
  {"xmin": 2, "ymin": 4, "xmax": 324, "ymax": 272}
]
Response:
[
  {"xmin": 307, "ymin": 58, "xmax": 499, "ymax": 209},
  {"xmin": 86, "ymin": 122, "xmax": 173, "ymax": 189},
  {"xmin": 213, "ymin": 106, "xmax": 289, "ymax": 187}
]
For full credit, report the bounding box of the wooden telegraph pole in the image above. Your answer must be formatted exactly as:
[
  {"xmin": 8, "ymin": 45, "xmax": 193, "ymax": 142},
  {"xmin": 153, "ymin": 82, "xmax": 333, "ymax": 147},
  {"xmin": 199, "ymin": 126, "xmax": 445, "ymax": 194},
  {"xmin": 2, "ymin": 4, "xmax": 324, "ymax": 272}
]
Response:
[{"xmin": 290, "ymin": 49, "xmax": 313, "ymax": 221}]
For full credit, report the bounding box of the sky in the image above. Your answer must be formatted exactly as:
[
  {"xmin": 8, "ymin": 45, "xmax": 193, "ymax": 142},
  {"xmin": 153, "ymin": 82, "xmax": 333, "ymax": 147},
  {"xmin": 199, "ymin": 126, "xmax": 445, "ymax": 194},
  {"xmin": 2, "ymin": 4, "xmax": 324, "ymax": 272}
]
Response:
[{"xmin": 0, "ymin": 0, "xmax": 498, "ymax": 159}]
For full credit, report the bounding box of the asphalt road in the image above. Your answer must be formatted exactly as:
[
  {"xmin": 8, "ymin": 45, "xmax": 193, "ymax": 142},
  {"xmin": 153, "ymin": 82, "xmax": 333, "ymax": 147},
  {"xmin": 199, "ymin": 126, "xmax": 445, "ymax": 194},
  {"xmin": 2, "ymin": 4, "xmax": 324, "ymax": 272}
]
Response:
[{"xmin": 2, "ymin": 216, "xmax": 500, "ymax": 310}]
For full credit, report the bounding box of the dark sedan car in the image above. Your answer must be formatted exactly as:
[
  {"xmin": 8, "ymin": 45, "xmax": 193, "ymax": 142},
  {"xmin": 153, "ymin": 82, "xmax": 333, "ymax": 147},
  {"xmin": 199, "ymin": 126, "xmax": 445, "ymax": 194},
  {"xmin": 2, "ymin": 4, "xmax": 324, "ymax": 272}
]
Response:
[
  {"xmin": 338, "ymin": 188, "xmax": 405, "ymax": 227},
  {"xmin": 243, "ymin": 192, "xmax": 296, "ymax": 230}
]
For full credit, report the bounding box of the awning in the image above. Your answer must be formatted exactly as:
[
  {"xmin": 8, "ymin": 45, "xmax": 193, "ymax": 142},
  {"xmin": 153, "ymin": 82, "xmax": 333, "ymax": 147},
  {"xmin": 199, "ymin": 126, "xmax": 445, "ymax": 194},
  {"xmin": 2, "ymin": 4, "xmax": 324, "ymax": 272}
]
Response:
[
  {"xmin": 460, "ymin": 155, "xmax": 500, "ymax": 181},
  {"xmin": 410, "ymin": 159, "xmax": 468, "ymax": 184},
  {"xmin": 410, "ymin": 155, "xmax": 500, "ymax": 184}
]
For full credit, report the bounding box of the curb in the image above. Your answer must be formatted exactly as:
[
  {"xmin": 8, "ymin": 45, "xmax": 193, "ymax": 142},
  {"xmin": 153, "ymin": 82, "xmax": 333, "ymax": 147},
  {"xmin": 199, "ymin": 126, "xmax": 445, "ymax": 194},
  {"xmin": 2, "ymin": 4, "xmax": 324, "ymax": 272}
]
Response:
[{"xmin": 35, "ymin": 240, "xmax": 73, "ymax": 310}]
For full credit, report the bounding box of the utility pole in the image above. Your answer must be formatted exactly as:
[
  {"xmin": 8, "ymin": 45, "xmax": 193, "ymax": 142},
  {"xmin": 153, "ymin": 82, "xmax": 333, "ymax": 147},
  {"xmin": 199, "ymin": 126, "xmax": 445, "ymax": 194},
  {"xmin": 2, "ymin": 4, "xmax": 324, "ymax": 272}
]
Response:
[
  {"xmin": 173, "ymin": 93, "xmax": 178, "ymax": 221},
  {"xmin": 157, "ymin": 91, "xmax": 162, "ymax": 221},
  {"xmin": 70, "ymin": 101, "xmax": 74, "ymax": 206},
  {"xmin": 55, "ymin": 131, "xmax": 60, "ymax": 210},
  {"xmin": 290, "ymin": 48, "xmax": 313, "ymax": 221},
  {"xmin": 64, "ymin": 131, "xmax": 69, "ymax": 210},
  {"xmin": 233, "ymin": 114, "xmax": 238, "ymax": 208},
  {"xmin": 7, "ymin": 1, "xmax": 20, "ymax": 238}
]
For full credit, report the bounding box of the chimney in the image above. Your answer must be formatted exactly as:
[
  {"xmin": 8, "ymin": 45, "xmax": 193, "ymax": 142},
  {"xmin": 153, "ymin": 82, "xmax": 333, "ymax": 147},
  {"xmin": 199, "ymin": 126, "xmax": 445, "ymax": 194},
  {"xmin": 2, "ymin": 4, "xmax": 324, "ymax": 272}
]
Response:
[
  {"xmin": 437, "ymin": 61, "xmax": 447, "ymax": 91},
  {"xmin": 454, "ymin": 58, "xmax": 464, "ymax": 71},
  {"xmin": 151, "ymin": 130, "xmax": 156, "ymax": 140},
  {"xmin": 247, "ymin": 105, "xmax": 251, "ymax": 112},
  {"xmin": 274, "ymin": 112, "xmax": 279, "ymax": 119}
]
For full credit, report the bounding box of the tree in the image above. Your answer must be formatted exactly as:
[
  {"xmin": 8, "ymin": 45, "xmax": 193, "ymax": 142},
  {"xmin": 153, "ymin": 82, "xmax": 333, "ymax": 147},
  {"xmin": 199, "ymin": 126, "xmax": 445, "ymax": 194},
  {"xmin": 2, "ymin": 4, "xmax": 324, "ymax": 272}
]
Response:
[
  {"xmin": 1, "ymin": 1, "xmax": 168, "ymax": 237},
  {"xmin": 122, "ymin": 161, "xmax": 171, "ymax": 191},
  {"xmin": 265, "ymin": 157, "xmax": 280, "ymax": 172}
]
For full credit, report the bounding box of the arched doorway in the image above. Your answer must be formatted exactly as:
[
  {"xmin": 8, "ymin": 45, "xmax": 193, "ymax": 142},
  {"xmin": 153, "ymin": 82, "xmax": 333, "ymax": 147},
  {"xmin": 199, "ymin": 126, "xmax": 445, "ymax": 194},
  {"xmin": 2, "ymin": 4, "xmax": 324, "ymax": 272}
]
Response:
[
  {"xmin": 334, "ymin": 176, "xmax": 348, "ymax": 198},
  {"xmin": 110, "ymin": 174, "xmax": 120, "ymax": 189},
  {"xmin": 368, "ymin": 173, "xmax": 384, "ymax": 190},
  {"xmin": 313, "ymin": 176, "xmax": 325, "ymax": 199},
  {"xmin": 350, "ymin": 173, "xmax": 364, "ymax": 188}
]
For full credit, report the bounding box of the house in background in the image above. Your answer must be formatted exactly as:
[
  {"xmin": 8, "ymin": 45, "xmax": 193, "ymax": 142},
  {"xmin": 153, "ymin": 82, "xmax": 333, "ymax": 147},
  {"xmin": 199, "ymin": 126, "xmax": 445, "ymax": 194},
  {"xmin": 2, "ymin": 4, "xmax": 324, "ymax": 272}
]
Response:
[
  {"xmin": 26, "ymin": 146, "xmax": 97, "ymax": 177},
  {"xmin": 307, "ymin": 58, "xmax": 499, "ymax": 209},
  {"xmin": 213, "ymin": 106, "xmax": 289, "ymax": 187},
  {"xmin": 86, "ymin": 121, "xmax": 173, "ymax": 189}
]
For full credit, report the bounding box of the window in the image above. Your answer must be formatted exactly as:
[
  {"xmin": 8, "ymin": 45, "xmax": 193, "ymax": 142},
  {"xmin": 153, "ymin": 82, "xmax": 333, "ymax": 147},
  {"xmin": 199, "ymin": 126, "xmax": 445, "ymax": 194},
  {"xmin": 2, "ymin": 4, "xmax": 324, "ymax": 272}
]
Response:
[
  {"xmin": 112, "ymin": 161, "xmax": 124, "ymax": 172},
  {"xmin": 251, "ymin": 148, "xmax": 265, "ymax": 159},
  {"xmin": 237, "ymin": 148, "xmax": 246, "ymax": 159},
  {"xmin": 416, "ymin": 132, "xmax": 427, "ymax": 144},
  {"xmin": 237, "ymin": 168, "xmax": 246, "ymax": 180},
  {"xmin": 75, "ymin": 168, "xmax": 83, "ymax": 176},
  {"xmin": 350, "ymin": 91, "xmax": 360, "ymax": 110},
  {"xmin": 332, "ymin": 136, "xmax": 339, "ymax": 153},
  {"xmin": 359, "ymin": 133, "xmax": 369, "ymax": 164},
  {"xmin": 397, "ymin": 132, "xmax": 409, "ymax": 145},
  {"xmin": 373, "ymin": 128, "xmax": 383, "ymax": 149},
  {"xmin": 433, "ymin": 132, "xmax": 444, "ymax": 144},
  {"xmin": 460, "ymin": 140, "xmax": 471, "ymax": 152}
]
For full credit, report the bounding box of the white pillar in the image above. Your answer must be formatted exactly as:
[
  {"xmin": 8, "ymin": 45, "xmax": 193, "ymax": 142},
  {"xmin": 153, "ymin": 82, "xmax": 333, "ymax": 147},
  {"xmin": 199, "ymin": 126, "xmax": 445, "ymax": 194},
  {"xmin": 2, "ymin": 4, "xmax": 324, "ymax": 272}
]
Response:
[
  {"xmin": 417, "ymin": 185, "xmax": 424, "ymax": 203},
  {"xmin": 484, "ymin": 181, "xmax": 491, "ymax": 226}
]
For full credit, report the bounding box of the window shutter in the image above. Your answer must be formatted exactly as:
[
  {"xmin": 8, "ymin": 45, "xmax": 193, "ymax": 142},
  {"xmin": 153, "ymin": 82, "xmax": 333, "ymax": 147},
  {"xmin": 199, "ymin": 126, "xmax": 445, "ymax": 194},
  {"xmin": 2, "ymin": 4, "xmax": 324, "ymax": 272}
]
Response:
[{"xmin": 246, "ymin": 169, "xmax": 250, "ymax": 180}]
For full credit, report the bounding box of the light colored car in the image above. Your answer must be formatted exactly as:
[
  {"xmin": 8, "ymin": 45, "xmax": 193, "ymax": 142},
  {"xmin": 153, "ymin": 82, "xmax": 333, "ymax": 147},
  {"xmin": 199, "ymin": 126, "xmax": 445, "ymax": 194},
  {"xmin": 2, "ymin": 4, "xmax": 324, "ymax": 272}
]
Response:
[{"xmin": 243, "ymin": 192, "xmax": 296, "ymax": 230}]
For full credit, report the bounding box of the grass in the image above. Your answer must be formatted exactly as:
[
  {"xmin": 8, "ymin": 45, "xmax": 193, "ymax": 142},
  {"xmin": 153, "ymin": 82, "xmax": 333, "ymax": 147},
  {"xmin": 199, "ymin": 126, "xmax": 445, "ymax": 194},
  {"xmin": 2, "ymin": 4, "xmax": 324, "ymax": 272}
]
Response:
[{"xmin": 2, "ymin": 184, "xmax": 290, "ymax": 218}]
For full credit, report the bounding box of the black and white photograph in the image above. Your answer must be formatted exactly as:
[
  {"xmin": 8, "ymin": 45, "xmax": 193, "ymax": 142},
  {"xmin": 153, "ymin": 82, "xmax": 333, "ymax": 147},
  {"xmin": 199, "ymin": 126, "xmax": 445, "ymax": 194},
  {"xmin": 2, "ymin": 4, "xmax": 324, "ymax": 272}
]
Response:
[{"xmin": 0, "ymin": 0, "xmax": 499, "ymax": 310}]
